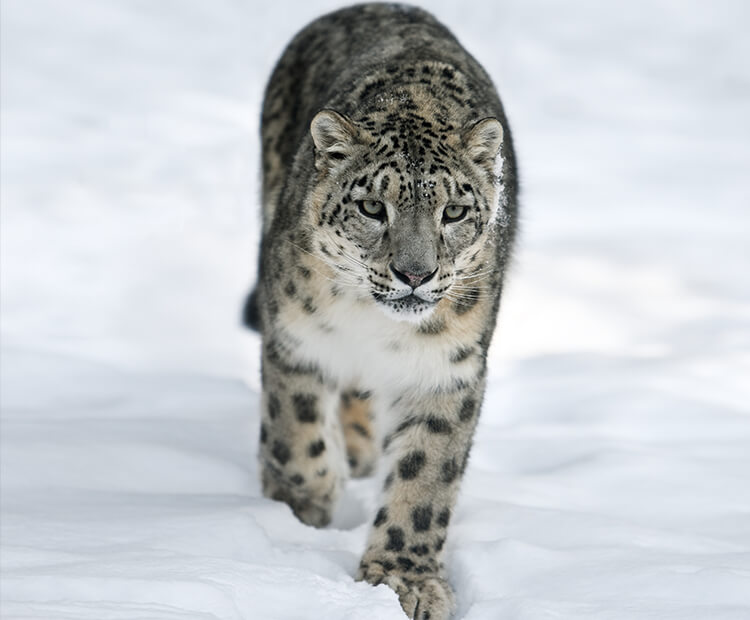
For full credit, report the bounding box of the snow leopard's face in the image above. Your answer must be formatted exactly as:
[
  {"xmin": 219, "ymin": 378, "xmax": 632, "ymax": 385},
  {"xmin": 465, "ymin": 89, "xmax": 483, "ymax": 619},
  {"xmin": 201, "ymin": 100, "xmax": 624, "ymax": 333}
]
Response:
[{"xmin": 307, "ymin": 108, "xmax": 505, "ymax": 323}]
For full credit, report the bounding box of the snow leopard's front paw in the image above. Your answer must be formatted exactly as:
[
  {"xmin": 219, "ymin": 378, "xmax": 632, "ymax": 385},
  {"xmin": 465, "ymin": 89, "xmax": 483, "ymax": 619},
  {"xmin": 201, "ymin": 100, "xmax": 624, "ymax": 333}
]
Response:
[
  {"xmin": 261, "ymin": 462, "xmax": 336, "ymax": 528},
  {"xmin": 357, "ymin": 560, "xmax": 455, "ymax": 620}
]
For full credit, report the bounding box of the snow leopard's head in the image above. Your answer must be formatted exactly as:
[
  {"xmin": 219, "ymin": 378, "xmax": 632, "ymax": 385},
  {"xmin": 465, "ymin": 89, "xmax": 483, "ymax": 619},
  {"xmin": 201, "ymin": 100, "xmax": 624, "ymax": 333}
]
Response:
[{"xmin": 305, "ymin": 104, "xmax": 507, "ymax": 323}]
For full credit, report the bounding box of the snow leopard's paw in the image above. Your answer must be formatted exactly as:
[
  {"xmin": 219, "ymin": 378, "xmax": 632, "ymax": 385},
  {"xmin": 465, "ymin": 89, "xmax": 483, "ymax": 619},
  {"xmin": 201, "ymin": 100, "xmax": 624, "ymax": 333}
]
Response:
[
  {"xmin": 357, "ymin": 560, "xmax": 455, "ymax": 620},
  {"xmin": 261, "ymin": 462, "xmax": 336, "ymax": 528}
]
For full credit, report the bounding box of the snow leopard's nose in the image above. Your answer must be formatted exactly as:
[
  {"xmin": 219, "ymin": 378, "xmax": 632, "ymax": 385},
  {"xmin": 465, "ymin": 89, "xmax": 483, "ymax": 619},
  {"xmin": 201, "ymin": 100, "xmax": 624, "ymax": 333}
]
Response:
[{"xmin": 390, "ymin": 264, "xmax": 438, "ymax": 288}]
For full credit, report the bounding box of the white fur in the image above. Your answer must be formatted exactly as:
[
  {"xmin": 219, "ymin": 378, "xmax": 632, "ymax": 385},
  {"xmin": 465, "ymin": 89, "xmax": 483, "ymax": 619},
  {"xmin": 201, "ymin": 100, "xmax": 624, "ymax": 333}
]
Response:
[{"xmin": 279, "ymin": 292, "xmax": 480, "ymax": 435}]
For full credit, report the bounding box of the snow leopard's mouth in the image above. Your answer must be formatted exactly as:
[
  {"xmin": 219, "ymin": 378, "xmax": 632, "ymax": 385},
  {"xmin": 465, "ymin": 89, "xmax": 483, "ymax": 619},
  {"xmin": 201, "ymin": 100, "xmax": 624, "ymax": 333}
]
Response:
[{"xmin": 372, "ymin": 292, "xmax": 437, "ymax": 315}]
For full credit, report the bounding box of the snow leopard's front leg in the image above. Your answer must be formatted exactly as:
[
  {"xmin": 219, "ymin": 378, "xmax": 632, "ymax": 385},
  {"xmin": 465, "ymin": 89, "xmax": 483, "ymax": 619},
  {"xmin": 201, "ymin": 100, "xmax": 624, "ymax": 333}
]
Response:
[
  {"xmin": 357, "ymin": 385, "xmax": 482, "ymax": 620},
  {"xmin": 259, "ymin": 335, "xmax": 348, "ymax": 527}
]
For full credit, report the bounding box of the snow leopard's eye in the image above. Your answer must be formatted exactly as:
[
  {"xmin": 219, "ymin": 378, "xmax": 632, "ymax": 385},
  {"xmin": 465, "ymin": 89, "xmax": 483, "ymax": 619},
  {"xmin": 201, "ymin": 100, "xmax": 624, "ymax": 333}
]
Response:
[
  {"xmin": 357, "ymin": 200, "xmax": 386, "ymax": 221},
  {"xmin": 442, "ymin": 205, "xmax": 468, "ymax": 223}
]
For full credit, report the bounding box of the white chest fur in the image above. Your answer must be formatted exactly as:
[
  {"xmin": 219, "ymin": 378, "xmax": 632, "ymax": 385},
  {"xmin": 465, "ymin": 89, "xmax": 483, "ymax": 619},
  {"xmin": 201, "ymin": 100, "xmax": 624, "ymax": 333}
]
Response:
[{"xmin": 280, "ymin": 292, "xmax": 479, "ymax": 399}]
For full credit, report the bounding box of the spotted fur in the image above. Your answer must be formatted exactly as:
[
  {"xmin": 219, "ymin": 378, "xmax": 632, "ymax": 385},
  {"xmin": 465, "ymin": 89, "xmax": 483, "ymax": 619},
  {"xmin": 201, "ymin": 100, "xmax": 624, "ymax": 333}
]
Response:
[{"xmin": 246, "ymin": 4, "xmax": 518, "ymax": 619}]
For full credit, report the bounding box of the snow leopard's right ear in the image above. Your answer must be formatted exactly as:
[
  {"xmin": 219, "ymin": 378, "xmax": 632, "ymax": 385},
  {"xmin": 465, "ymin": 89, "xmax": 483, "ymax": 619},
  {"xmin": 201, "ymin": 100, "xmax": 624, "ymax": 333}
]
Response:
[{"xmin": 310, "ymin": 109, "xmax": 361, "ymax": 171}]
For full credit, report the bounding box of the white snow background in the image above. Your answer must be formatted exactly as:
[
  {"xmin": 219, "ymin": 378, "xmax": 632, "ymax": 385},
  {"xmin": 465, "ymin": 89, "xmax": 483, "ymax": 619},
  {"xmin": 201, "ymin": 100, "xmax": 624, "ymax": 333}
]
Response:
[{"xmin": 2, "ymin": 1, "xmax": 750, "ymax": 618}]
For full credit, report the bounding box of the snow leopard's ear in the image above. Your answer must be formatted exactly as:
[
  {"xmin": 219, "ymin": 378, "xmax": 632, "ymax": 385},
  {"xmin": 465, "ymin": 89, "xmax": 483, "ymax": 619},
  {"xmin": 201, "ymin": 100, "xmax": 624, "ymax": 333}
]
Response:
[
  {"xmin": 310, "ymin": 109, "xmax": 361, "ymax": 171},
  {"xmin": 463, "ymin": 117, "xmax": 504, "ymax": 177}
]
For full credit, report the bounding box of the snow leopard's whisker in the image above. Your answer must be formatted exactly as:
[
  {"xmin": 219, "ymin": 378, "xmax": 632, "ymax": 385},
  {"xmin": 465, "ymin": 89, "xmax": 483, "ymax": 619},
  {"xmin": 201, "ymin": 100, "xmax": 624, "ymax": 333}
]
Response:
[
  {"xmin": 283, "ymin": 239, "xmax": 356, "ymax": 286},
  {"xmin": 453, "ymin": 268, "xmax": 495, "ymax": 281},
  {"xmin": 451, "ymin": 274, "xmax": 494, "ymax": 287},
  {"xmin": 449, "ymin": 279, "xmax": 491, "ymax": 291},
  {"xmin": 322, "ymin": 231, "xmax": 370, "ymax": 270},
  {"xmin": 448, "ymin": 285, "xmax": 486, "ymax": 295},
  {"xmin": 286, "ymin": 239, "xmax": 373, "ymax": 294},
  {"xmin": 454, "ymin": 264, "xmax": 490, "ymax": 275},
  {"xmin": 285, "ymin": 237, "xmax": 346, "ymax": 277},
  {"xmin": 450, "ymin": 276, "xmax": 492, "ymax": 286},
  {"xmin": 443, "ymin": 291, "xmax": 481, "ymax": 303}
]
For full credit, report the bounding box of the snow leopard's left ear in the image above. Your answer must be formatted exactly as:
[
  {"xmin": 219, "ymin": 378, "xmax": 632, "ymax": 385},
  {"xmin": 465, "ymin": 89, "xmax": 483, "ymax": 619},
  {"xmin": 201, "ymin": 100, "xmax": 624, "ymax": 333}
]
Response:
[
  {"xmin": 310, "ymin": 109, "xmax": 362, "ymax": 171},
  {"xmin": 463, "ymin": 117, "xmax": 504, "ymax": 178}
]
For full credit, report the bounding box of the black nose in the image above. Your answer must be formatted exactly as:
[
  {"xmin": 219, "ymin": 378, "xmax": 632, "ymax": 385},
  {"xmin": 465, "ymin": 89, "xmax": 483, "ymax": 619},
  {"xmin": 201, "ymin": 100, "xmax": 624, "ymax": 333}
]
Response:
[{"xmin": 390, "ymin": 264, "xmax": 438, "ymax": 288}]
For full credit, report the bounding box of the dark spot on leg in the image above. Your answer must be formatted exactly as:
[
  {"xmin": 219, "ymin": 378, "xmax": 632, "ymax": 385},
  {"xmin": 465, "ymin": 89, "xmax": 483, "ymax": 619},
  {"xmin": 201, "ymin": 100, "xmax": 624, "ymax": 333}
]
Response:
[
  {"xmin": 411, "ymin": 505, "xmax": 433, "ymax": 532},
  {"xmin": 308, "ymin": 439, "xmax": 325, "ymax": 457},
  {"xmin": 425, "ymin": 416, "xmax": 452, "ymax": 434},
  {"xmin": 260, "ymin": 424, "xmax": 268, "ymax": 444},
  {"xmin": 293, "ymin": 393, "xmax": 318, "ymax": 423},
  {"xmin": 290, "ymin": 473, "xmax": 304, "ymax": 485},
  {"xmin": 379, "ymin": 559, "xmax": 395, "ymax": 572},
  {"xmin": 397, "ymin": 556, "xmax": 415, "ymax": 571},
  {"xmin": 348, "ymin": 456, "xmax": 358, "ymax": 470},
  {"xmin": 385, "ymin": 526, "xmax": 405, "ymax": 551},
  {"xmin": 434, "ymin": 537, "xmax": 445, "ymax": 552},
  {"xmin": 374, "ymin": 506, "xmax": 388, "ymax": 527},
  {"xmin": 284, "ymin": 281, "xmax": 296, "ymax": 297},
  {"xmin": 459, "ymin": 397, "xmax": 476, "ymax": 422},
  {"xmin": 384, "ymin": 472, "xmax": 394, "ymax": 490},
  {"xmin": 450, "ymin": 346, "xmax": 474, "ymax": 363},
  {"xmin": 409, "ymin": 544, "xmax": 429, "ymax": 556},
  {"xmin": 268, "ymin": 394, "xmax": 280, "ymax": 419},
  {"xmin": 441, "ymin": 457, "xmax": 459, "ymax": 484},
  {"xmin": 398, "ymin": 450, "xmax": 426, "ymax": 480},
  {"xmin": 271, "ymin": 440, "xmax": 291, "ymax": 466},
  {"xmin": 437, "ymin": 508, "xmax": 451, "ymax": 527}
]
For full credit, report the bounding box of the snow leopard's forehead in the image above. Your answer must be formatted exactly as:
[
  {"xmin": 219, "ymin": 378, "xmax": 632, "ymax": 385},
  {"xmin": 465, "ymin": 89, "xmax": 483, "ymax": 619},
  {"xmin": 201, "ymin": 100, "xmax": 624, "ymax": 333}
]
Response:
[{"xmin": 310, "ymin": 109, "xmax": 499, "ymax": 262}]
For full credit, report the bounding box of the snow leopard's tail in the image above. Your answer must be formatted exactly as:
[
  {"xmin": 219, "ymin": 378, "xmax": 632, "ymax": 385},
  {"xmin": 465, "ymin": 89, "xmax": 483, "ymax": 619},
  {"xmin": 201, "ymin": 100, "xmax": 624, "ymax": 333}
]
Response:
[{"xmin": 241, "ymin": 287, "xmax": 261, "ymax": 332}]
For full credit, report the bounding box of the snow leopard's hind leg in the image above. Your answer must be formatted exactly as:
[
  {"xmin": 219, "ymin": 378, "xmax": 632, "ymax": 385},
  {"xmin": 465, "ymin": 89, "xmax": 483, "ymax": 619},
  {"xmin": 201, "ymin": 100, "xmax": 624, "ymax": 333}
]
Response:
[{"xmin": 339, "ymin": 389, "xmax": 378, "ymax": 478}]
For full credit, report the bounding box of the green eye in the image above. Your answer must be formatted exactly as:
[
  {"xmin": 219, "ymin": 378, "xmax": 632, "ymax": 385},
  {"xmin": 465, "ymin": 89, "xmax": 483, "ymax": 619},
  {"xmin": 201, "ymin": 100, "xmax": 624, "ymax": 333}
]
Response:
[
  {"xmin": 443, "ymin": 205, "xmax": 468, "ymax": 222},
  {"xmin": 357, "ymin": 200, "xmax": 386, "ymax": 220}
]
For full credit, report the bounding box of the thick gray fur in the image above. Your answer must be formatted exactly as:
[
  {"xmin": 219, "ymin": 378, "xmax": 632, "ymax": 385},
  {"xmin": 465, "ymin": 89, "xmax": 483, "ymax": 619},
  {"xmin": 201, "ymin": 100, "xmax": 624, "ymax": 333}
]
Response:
[{"xmin": 246, "ymin": 4, "xmax": 518, "ymax": 619}]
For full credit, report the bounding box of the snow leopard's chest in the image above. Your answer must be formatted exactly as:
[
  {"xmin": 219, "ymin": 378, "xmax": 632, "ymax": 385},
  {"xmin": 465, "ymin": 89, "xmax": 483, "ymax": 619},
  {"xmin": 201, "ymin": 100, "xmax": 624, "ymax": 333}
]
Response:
[{"xmin": 279, "ymin": 291, "xmax": 482, "ymax": 398}]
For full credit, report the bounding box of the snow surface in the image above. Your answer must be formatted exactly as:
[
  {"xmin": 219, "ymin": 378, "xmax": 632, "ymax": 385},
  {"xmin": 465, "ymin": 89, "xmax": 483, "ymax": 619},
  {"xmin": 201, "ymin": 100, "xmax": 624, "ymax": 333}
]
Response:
[{"xmin": 2, "ymin": 1, "xmax": 750, "ymax": 618}]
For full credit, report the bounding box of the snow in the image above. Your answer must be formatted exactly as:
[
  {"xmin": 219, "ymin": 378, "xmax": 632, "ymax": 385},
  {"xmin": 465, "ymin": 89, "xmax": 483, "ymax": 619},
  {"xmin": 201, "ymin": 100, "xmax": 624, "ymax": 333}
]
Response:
[{"xmin": 2, "ymin": 0, "xmax": 749, "ymax": 618}]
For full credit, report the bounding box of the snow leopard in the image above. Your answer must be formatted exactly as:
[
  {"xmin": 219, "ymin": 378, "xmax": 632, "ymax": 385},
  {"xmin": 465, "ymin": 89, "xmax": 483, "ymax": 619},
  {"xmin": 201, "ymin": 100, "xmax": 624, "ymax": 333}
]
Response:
[{"xmin": 243, "ymin": 4, "xmax": 518, "ymax": 618}]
